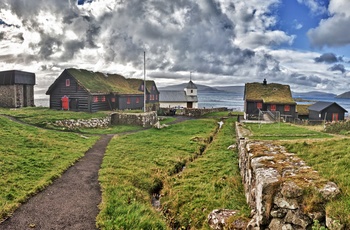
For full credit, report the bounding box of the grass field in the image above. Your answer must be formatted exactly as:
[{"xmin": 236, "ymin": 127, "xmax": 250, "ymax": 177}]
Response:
[
  {"xmin": 284, "ymin": 139, "xmax": 350, "ymax": 226},
  {"xmin": 97, "ymin": 118, "xmax": 249, "ymax": 229},
  {"xmin": 0, "ymin": 116, "xmax": 99, "ymax": 221},
  {"xmin": 244, "ymin": 122, "xmax": 350, "ymax": 226},
  {"xmin": 244, "ymin": 122, "xmax": 332, "ymax": 140},
  {"xmin": 0, "ymin": 107, "xmax": 145, "ymax": 134}
]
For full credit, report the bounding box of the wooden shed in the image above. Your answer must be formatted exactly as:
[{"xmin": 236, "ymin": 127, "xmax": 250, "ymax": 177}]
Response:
[
  {"xmin": 0, "ymin": 70, "xmax": 35, "ymax": 108},
  {"xmin": 308, "ymin": 101, "xmax": 347, "ymax": 121},
  {"xmin": 46, "ymin": 68, "xmax": 144, "ymax": 112},
  {"xmin": 244, "ymin": 79, "xmax": 297, "ymax": 120}
]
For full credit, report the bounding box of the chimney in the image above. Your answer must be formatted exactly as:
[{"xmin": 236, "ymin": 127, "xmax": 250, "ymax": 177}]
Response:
[{"xmin": 263, "ymin": 79, "xmax": 267, "ymax": 85}]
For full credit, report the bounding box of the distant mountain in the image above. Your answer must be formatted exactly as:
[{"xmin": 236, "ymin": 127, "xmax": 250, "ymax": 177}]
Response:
[
  {"xmin": 214, "ymin": 86, "xmax": 244, "ymax": 94},
  {"xmin": 292, "ymin": 91, "xmax": 336, "ymax": 98},
  {"xmin": 336, "ymin": 91, "xmax": 350, "ymax": 98},
  {"xmin": 158, "ymin": 83, "xmax": 220, "ymax": 92}
]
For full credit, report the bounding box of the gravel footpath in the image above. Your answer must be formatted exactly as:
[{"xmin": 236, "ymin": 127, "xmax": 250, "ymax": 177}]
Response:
[
  {"xmin": 0, "ymin": 115, "xmax": 191, "ymax": 230},
  {"xmin": 0, "ymin": 134, "xmax": 114, "ymax": 230}
]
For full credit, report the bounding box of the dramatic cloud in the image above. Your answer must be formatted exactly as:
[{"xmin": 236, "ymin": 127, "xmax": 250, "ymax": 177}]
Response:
[
  {"xmin": 328, "ymin": 64, "xmax": 346, "ymax": 73},
  {"xmin": 0, "ymin": 0, "xmax": 349, "ymax": 97},
  {"xmin": 0, "ymin": 0, "xmax": 295, "ymax": 82},
  {"xmin": 314, "ymin": 53, "xmax": 341, "ymax": 63},
  {"xmin": 308, "ymin": 0, "xmax": 350, "ymax": 47}
]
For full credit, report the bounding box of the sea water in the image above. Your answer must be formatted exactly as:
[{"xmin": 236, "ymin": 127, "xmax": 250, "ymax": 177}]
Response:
[{"xmin": 198, "ymin": 92, "xmax": 244, "ymax": 111}]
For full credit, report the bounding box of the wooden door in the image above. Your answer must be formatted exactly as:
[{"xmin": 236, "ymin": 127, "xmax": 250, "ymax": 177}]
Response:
[{"xmin": 332, "ymin": 113, "xmax": 339, "ymax": 121}]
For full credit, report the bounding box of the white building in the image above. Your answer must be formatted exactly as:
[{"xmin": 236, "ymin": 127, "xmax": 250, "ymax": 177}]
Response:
[{"xmin": 159, "ymin": 80, "xmax": 198, "ymax": 108}]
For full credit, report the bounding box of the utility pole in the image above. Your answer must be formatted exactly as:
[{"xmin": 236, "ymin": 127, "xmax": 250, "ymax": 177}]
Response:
[{"xmin": 144, "ymin": 51, "xmax": 146, "ymax": 113}]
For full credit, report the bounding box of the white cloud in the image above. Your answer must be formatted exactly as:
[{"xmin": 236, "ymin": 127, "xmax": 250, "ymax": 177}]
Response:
[
  {"xmin": 297, "ymin": 0, "xmax": 327, "ymax": 15},
  {"xmin": 0, "ymin": 0, "xmax": 347, "ymax": 96},
  {"xmin": 308, "ymin": 0, "xmax": 350, "ymax": 47}
]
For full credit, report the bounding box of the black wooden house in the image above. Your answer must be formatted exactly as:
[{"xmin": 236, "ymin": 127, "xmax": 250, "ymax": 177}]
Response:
[
  {"xmin": 308, "ymin": 101, "xmax": 347, "ymax": 121},
  {"xmin": 127, "ymin": 79, "xmax": 160, "ymax": 111},
  {"xmin": 0, "ymin": 70, "xmax": 35, "ymax": 108},
  {"xmin": 46, "ymin": 68, "xmax": 148, "ymax": 112},
  {"xmin": 244, "ymin": 79, "xmax": 297, "ymax": 120}
]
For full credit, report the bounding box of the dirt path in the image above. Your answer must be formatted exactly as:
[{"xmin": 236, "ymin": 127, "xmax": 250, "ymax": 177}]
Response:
[
  {"xmin": 0, "ymin": 115, "xmax": 192, "ymax": 229},
  {"xmin": 0, "ymin": 134, "xmax": 114, "ymax": 230}
]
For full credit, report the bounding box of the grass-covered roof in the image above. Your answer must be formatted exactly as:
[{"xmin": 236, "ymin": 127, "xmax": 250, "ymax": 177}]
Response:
[
  {"xmin": 245, "ymin": 82, "xmax": 296, "ymax": 104},
  {"xmin": 126, "ymin": 79, "xmax": 156, "ymax": 92},
  {"xmin": 67, "ymin": 68, "xmax": 143, "ymax": 95},
  {"xmin": 297, "ymin": 104, "xmax": 311, "ymax": 115}
]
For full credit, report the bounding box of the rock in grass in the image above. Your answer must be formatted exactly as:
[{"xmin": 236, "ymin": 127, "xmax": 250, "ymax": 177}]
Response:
[{"xmin": 207, "ymin": 209, "xmax": 247, "ymax": 230}]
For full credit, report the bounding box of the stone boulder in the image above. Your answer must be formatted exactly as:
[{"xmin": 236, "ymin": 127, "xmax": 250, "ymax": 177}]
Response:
[{"xmin": 207, "ymin": 209, "xmax": 248, "ymax": 230}]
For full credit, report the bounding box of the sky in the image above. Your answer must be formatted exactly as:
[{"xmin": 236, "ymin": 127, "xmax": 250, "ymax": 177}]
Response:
[{"xmin": 1, "ymin": 0, "xmax": 350, "ymax": 96}]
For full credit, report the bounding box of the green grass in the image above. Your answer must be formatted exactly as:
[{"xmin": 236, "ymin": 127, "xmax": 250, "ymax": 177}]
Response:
[
  {"xmin": 98, "ymin": 118, "xmax": 248, "ymax": 229},
  {"xmin": 201, "ymin": 111, "xmax": 243, "ymax": 118},
  {"xmin": 244, "ymin": 122, "xmax": 332, "ymax": 140},
  {"xmin": 0, "ymin": 107, "xmax": 109, "ymax": 127},
  {"xmin": 77, "ymin": 125, "xmax": 142, "ymax": 135},
  {"xmin": 0, "ymin": 107, "xmax": 144, "ymax": 134},
  {"xmin": 0, "ymin": 116, "xmax": 99, "ymax": 221},
  {"xmin": 161, "ymin": 118, "xmax": 250, "ymax": 229},
  {"xmin": 284, "ymin": 139, "xmax": 350, "ymax": 227}
]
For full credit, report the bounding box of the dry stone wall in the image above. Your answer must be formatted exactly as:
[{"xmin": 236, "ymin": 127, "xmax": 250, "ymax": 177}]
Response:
[
  {"xmin": 183, "ymin": 107, "xmax": 228, "ymax": 117},
  {"xmin": 111, "ymin": 111, "xmax": 157, "ymax": 128},
  {"xmin": 235, "ymin": 122, "xmax": 342, "ymax": 230},
  {"xmin": 52, "ymin": 112, "xmax": 157, "ymax": 129},
  {"xmin": 54, "ymin": 117, "xmax": 111, "ymax": 129},
  {"xmin": 0, "ymin": 85, "xmax": 15, "ymax": 107}
]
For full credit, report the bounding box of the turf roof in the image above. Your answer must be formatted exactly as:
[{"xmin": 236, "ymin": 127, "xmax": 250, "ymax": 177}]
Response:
[
  {"xmin": 67, "ymin": 68, "xmax": 143, "ymax": 95},
  {"xmin": 126, "ymin": 78, "xmax": 157, "ymax": 92},
  {"xmin": 297, "ymin": 104, "xmax": 311, "ymax": 115},
  {"xmin": 245, "ymin": 82, "xmax": 296, "ymax": 104}
]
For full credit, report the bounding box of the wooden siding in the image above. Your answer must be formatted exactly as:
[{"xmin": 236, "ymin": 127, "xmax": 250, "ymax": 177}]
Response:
[
  {"xmin": 118, "ymin": 95, "xmax": 144, "ymax": 110},
  {"xmin": 90, "ymin": 95, "xmax": 110, "ymax": 112},
  {"xmin": 48, "ymin": 73, "xmax": 91, "ymax": 111},
  {"xmin": 309, "ymin": 104, "xmax": 346, "ymax": 121},
  {"xmin": 245, "ymin": 100, "xmax": 297, "ymax": 119}
]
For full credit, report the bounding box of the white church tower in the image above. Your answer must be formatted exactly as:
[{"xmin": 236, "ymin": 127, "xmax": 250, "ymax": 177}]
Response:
[{"xmin": 183, "ymin": 73, "xmax": 198, "ymax": 108}]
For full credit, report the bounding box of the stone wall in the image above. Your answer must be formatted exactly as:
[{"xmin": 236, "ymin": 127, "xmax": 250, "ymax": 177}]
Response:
[
  {"xmin": 0, "ymin": 85, "xmax": 34, "ymax": 108},
  {"xmin": 111, "ymin": 111, "xmax": 157, "ymax": 128},
  {"xmin": 54, "ymin": 117, "xmax": 111, "ymax": 129},
  {"xmin": 235, "ymin": 122, "xmax": 342, "ymax": 229},
  {"xmin": 183, "ymin": 107, "xmax": 228, "ymax": 117},
  {"xmin": 0, "ymin": 85, "xmax": 15, "ymax": 107}
]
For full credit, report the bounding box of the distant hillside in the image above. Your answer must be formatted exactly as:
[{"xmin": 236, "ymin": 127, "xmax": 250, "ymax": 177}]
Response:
[
  {"xmin": 292, "ymin": 91, "xmax": 336, "ymax": 98},
  {"xmin": 336, "ymin": 91, "xmax": 350, "ymax": 99},
  {"xmin": 214, "ymin": 86, "xmax": 244, "ymax": 94}
]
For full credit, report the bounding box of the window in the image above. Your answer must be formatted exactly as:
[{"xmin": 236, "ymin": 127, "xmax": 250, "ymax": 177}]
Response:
[
  {"xmin": 191, "ymin": 90, "xmax": 193, "ymax": 93},
  {"xmin": 66, "ymin": 79, "xmax": 70, "ymax": 87},
  {"xmin": 136, "ymin": 97, "xmax": 140, "ymax": 104},
  {"xmin": 155, "ymin": 94, "xmax": 158, "ymax": 100},
  {"xmin": 150, "ymin": 95, "xmax": 154, "ymax": 101},
  {"xmin": 270, "ymin": 104, "xmax": 276, "ymax": 111},
  {"xmin": 111, "ymin": 97, "xmax": 115, "ymax": 103},
  {"xmin": 284, "ymin": 105, "xmax": 290, "ymax": 112},
  {"xmin": 257, "ymin": 102, "xmax": 262, "ymax": 109},
  {"xmin": 127, "ymin": 97, "xmax": 131, "ymax": 104},
  {"xmin": 101, "ymin": 96, "xmax": 106, "ymax": 102},
  {"xmin": 141, "ymin": 85, "xmax": 144, "ymax": 91},
  {"xmin": 152, "ymin": 85, "xmax": 155, "ymax": 91},
  {"xmin": 93, "ymin": 96, "xmax": 98, "ymax": 103}
]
